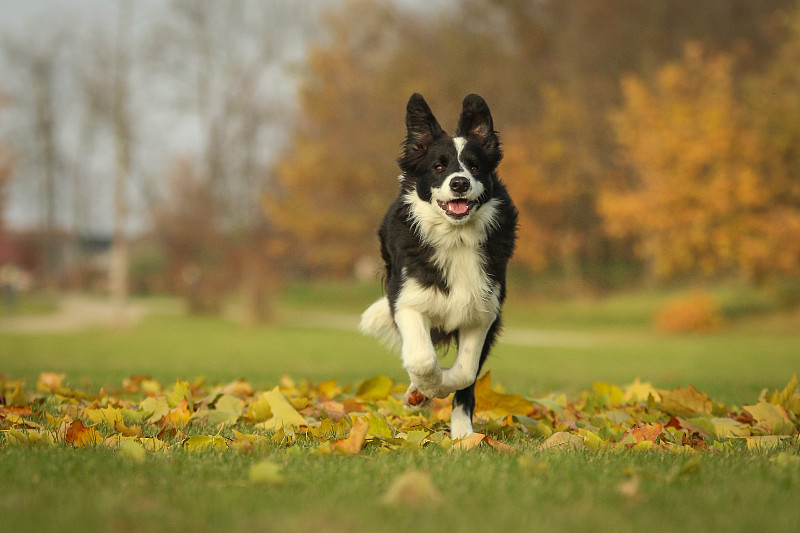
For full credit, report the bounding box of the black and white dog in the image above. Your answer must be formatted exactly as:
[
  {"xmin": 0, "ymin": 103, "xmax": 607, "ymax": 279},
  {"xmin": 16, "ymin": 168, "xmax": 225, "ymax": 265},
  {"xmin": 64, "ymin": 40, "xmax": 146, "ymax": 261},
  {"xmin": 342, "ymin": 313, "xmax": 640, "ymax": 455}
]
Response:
[{"xmin": 360, "ymin": 93, "xmax": 517, "ymax": 438}]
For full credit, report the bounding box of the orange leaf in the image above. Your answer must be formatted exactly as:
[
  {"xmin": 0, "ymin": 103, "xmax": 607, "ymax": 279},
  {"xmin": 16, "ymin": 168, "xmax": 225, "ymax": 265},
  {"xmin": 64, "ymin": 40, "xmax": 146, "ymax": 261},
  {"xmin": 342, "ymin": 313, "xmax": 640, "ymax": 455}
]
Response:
[
  {"xmin": 452, "ymin": 433, "xmax": 485, "ymax": 451},
  {"xmin": 630, "ymin": 423, "xmax": 664, "ymax": 443},
  {"xmin": 484, "ymin": 436, "xmax": 516, "ymax": 455},
  {"xmin": 332, "ymin": 417, "xmax": 369, "ymax": 455},
  {"xmin": 65, "ymin": 419, "xmax": 102, "ymax": 447}
]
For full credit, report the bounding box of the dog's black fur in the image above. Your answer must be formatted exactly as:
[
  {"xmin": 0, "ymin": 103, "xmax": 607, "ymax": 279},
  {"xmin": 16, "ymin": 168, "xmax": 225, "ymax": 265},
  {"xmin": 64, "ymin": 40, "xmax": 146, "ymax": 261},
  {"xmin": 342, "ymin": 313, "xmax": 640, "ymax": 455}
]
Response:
[{"xmin": 361, "ymin": 93, "xmax": 517, "ymax": 437}]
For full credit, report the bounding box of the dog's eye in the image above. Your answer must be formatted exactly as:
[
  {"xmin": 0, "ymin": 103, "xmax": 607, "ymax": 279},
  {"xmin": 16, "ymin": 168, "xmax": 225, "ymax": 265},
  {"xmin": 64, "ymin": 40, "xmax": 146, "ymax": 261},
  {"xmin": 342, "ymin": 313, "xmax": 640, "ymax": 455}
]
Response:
[
  {"xmin": 435, "ymin": 164, "xmax": 445, "ymax": 173},
  {"xmin": 470, "ymin": 165, "xmax": 479, "ymax": 173}
]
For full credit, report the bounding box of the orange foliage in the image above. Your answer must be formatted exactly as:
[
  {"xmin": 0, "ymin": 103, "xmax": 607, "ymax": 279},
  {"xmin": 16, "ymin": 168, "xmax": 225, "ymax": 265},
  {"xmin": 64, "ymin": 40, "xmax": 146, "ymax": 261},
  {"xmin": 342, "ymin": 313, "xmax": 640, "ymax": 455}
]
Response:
[
  {"xmin": 654, "ymin": 291, "xmax": 723, "ymax": 334},
  {"xmin": 603, "ymin": 43, "xmax": 800, "ymax": 279}
]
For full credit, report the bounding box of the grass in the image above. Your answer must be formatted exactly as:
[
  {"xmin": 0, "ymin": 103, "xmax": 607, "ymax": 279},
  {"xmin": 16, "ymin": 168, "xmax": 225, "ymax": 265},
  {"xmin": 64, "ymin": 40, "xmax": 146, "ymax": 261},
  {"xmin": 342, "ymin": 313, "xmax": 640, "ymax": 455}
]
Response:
[
  {"xmin": 1, "ymin": 283, "xmax": 800, "ymax": 532},
  {"xmin": 1, "ymin": 444, "xmax": 799, "ymax": 533}
]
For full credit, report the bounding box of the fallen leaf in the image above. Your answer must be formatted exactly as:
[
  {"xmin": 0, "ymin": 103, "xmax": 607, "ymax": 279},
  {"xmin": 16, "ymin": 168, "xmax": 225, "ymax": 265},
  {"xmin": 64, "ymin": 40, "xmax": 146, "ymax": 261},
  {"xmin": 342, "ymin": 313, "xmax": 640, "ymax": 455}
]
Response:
[
  {"xmin": 184, "ymin": 434, "xmax": 228, "ymax": 452},
  {"xmin": 114, "ymin": 420, "xmax": 143, "ymax": 438},
  {"xmin": 484, "ymin": 436, "xmax": 516, "ymax": 454},
  {"xmin": 207, "ymin": 394, "xmax": 245, "ymax": 426},
  {"xmin": 37, "ymin": 372, "xmax": 66, "ymax": 392},
  {"xmin": 140, "ymin": 396, "xmax": 170, "ymax": 424},
  {"xmin": 452, "ymin": 433, "xmax": 485, "ymax": 451},
  {"xmin": 258, "ymin": 388, "xmax": 307, "ymax": 430},
  {"xmin": 743, "ymin": 402, "xmax": 794, "ymax": 434},
  {"xmin": 65, "ymin": 419, "xmax": 102, "ymax": 447},
  {"xmin": 474, "ymin": 371, "xmax": 533, "ymax": 418},
  {"xmin": 332, "ymin": 417, "xmax": 369, "ymax": 454},
  {"xmin": 248, "ymin": 461, "xmax": 284, "ymax": 485},
  {"xmin": 617, "ymin": 476, "xmax": 641, "ymax": 500},
  {"xmin": 356, "ymin": 376, "xmax": 393, "ymax": 401},
  {"xmin": 538, "ymin": 431, "xmax": 584, "ymax": 452},
  {"xmin": 659, "ymin": 385, "xmax": 712, "ymax": 417},
  {"xmin": 381, "ymin": 470, "xmax": 443, "ymax": 507},
  {"xmin": 118, "ymin": 439, "xmax": 146, "ymax": 463}
]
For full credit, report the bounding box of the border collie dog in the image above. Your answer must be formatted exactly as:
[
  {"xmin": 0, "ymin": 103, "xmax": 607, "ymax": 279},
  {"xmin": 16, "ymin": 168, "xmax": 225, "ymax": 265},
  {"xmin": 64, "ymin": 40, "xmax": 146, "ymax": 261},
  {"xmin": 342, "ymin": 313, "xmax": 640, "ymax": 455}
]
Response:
[{"xmin": 360, "ymin": 93, "xmax": 517, "ymax": 438}]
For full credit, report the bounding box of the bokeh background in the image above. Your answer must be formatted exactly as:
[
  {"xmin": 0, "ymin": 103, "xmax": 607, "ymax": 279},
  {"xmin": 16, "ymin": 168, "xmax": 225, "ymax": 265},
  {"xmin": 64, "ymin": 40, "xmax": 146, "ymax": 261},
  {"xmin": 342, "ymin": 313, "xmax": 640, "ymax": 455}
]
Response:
[{"xmin": 0, "ymin": 0, "xmax": 798, "ymax": 396}]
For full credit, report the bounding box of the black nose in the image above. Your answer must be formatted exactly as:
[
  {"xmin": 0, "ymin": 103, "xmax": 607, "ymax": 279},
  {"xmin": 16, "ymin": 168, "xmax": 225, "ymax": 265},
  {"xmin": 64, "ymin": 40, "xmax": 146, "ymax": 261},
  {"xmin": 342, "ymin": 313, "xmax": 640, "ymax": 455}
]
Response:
[{"xmin": 450, "ymin": 176, "xmax": 470, "ymax": 194}]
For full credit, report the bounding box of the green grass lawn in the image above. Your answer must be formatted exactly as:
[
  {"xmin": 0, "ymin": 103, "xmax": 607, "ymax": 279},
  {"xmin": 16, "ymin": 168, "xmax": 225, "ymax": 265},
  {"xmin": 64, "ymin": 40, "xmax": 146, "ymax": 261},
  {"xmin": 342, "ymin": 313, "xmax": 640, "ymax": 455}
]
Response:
[{"xmin": 1, "ymin": 286, "xmax": 799, "ymax": 533}]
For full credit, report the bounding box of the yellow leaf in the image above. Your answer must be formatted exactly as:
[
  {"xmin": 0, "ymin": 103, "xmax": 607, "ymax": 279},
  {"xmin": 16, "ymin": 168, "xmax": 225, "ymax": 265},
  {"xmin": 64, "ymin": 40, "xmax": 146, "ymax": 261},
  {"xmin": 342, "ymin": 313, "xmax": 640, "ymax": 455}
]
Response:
[
  {"xmin": 84, "ymin": 406, "xmax": 124, "ymax": 425},
  {"xmin": 247, "ymin": 394, "xmax": 273, "ymax": 422},
  {"xmin": 366, "ymin": 412, "xmax": 392, "ymax": 438},
  {"xmin": 140, "ymin": 397, "xmax": 170, "ymax": 424},
  {"xmin": 231, "ymin": 429, "xmax": 271, "ymax": 452},
  {"xmin": 4, "ymin": 429, "xmax": 54, "ymax": 448},
  {"xmin": 765, "ymin": 374, "xmax": 799, "ymax": 415},
  {"xmin": 118, "ymin": 440, "xmax": 146, "ymax": 463},
  {"xmin": 538, "ymin": 431, "xmax": 584, "ymax": 452},
  {"xmin": 163, "ymin": 401, "xmax": 191, "ymax": 427},
  {"xmin": 167, "ymin": 380, "xmax": 194, "ymax": 410},
  {"xmin": 140, "ymin": 437, "xmax": 169, "ymax": 452},
  {"xmin": 474, "ymin": 372, "xmax": 533, "ymax": 418},
  {"xmin": 743, "ymin": 402, "xmax": 794, "ymax": 434},
  {"xmin": 258, "ymin": 388, "xmax": 307, "ymax": 430},
  {"xmin": 114, "ymin": 420, "xmax": 143, "ymax": 438},
  {"xmin": 8, "ymin": 382, "xmax": 26, "ymax": 406},
  {"xmin": 207, "ymin": 394, "xmax": 245, "ymax": 426},
  {"xmin": 745, "ymin": 436, "xmax": 787, "ymax": 451},
  {"xmin": 593, "ymin": 382, "xmax": 625, "ymax": 406},
  {"xmin": 316, "ymin": 378, "xmax": 341, "ymax": 398},
  {"xmin": 659, "ymin": 385, "xmax": 712, "ymax": 417},
  {"xmin": 355, "ymin": 376, "xmax": 393, "ymax": 401},
  {"xmin": 184, "ymin": 435, "xmax": 228, "ymax": 453},
  {"xmin": 624, "ymin": 378, "xmax": 662, "ymax": 403},
  {"xmin": 711, "ymin": 417, "xmax": 750, "ymax": 438},
  {"xmin": 248, "ymin": 461, "xmax": 284, "ymax": 485}
]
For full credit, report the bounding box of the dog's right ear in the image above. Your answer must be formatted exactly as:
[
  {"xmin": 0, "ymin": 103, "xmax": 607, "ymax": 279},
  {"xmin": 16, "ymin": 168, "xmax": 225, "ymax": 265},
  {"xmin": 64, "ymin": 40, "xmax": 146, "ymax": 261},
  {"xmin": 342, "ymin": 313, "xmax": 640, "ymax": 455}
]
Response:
[
  {"xmin": 403, "ymin": 93, "xmax": 445, "ymax": 155},
  {"xmin": 399, "ymin": 93, "xmax": 445, "ymax": 178}
]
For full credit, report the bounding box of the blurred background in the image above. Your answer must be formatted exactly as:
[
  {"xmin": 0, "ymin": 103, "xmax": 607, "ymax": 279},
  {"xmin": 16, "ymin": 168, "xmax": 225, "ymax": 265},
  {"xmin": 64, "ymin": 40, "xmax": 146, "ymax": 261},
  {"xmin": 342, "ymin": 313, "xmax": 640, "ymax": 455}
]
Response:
[{"xmin": 0, "ymin": 0, "xmax": 798, "ymax": 397}]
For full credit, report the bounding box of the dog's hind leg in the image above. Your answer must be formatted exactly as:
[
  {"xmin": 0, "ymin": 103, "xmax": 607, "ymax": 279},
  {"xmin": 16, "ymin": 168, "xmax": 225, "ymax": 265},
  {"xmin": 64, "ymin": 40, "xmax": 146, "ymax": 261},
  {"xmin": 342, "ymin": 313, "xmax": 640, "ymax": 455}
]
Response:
[
  {"xmin": 451, "ymin": 385, "xmax": 476, "ymax": 438},
  {"xmin": 448, "ymin": 319, "xmax": 500, "ymax": 438},
  {"xmin": 438, "ymin": 318, "xmax": 494, "ymax": 397}
]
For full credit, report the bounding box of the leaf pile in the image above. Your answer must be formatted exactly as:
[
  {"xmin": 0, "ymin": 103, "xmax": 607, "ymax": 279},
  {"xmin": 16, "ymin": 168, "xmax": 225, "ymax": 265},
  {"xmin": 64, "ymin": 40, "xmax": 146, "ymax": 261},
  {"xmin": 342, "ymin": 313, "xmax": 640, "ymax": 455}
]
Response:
[{"xmin": 2, "ymin": 372, "xmax": 799, "ymax": 456}]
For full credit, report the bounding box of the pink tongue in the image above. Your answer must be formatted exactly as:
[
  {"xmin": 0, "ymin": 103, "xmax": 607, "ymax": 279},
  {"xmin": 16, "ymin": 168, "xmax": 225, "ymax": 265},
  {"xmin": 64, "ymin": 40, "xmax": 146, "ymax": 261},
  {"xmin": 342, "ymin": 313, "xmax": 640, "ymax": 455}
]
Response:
[{"xmin": 447, "ymin": 200, "xmax": 469, "ymax": 214}]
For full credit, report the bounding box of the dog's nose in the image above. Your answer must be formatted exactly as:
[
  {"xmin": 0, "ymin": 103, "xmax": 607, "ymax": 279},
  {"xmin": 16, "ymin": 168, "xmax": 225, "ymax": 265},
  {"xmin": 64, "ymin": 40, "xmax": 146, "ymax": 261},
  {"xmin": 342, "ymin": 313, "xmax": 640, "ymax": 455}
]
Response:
[{"xmin": 450, "ymin": 176, "xmax": 470, "ymax": 194}]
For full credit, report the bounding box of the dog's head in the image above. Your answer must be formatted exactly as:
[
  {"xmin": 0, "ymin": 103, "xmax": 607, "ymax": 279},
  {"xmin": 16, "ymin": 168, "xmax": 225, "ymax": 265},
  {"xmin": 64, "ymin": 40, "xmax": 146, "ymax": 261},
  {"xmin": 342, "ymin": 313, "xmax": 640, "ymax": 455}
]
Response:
[{"xmin": 398, "ymin": 93, "xmax": 502, "ymax": 225}]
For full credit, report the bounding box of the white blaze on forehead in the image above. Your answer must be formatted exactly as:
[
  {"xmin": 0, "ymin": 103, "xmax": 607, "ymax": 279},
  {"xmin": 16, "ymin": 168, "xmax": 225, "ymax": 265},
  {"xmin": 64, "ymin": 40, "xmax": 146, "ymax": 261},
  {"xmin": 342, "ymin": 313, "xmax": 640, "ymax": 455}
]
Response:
[{"xmin": 453, "ymin": 137, "xmax": 468, "ymax": 170}]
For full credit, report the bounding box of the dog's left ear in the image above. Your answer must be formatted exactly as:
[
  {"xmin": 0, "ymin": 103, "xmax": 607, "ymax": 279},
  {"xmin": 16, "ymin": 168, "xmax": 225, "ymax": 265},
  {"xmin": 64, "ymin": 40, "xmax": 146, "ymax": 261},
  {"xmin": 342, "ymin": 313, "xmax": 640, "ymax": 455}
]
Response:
[{"xmin": 456, "ymin": 94, "xmax": 502, "ymax": 164}]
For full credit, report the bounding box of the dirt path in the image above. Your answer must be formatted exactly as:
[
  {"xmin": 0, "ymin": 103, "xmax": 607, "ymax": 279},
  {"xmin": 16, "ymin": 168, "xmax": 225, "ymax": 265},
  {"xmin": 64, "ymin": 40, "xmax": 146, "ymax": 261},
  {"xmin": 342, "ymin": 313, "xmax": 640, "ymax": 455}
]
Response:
[
  {"xmin": 1, "ymin": 297, "xmax": 596, "ymax": 348},
  {"xmin": 282, "ymin": 309, "xmax": 596, "ymax": 348},
  {"xmin": 0, "ymin": 295, "xmax": 151, "ymax": 333}
]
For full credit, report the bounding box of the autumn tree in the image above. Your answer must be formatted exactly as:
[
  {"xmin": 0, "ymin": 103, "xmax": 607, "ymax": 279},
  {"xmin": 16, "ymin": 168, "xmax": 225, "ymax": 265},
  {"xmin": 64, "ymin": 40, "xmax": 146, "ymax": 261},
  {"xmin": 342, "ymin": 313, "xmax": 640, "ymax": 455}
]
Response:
[
  {"xmin": 272, "ymin": 0, "xmax": 794, "ymax": 282},
  {"xmin": 602, "ymin": 43, "xmax": 800, "ymax": 280},
  {"xmin": 502, "ymin": 87, "xmax": 604, "ymax": 287},
  {"xmin": 269, "ymin": 0, "xmax": 521, "ymax": 276}
]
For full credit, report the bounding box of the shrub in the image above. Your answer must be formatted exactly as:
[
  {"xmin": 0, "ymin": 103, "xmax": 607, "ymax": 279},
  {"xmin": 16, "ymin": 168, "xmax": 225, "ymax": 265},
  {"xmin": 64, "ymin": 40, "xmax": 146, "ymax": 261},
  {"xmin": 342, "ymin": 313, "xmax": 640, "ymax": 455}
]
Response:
[{"xmin": 654, "ymin": 292, "xmax": 723, "ymax": 334}]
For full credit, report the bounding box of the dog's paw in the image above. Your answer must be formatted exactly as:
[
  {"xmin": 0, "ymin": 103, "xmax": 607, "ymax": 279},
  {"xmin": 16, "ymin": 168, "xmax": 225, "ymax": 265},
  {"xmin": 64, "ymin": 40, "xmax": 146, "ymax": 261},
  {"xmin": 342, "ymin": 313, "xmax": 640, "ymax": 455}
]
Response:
[
  {"xmin": 403, "ymin": 385, "xmax": 433, "ymax": 410},
  {"xmin": 406, "ymin": 363, "xmax": 441, "ymax": 397}
]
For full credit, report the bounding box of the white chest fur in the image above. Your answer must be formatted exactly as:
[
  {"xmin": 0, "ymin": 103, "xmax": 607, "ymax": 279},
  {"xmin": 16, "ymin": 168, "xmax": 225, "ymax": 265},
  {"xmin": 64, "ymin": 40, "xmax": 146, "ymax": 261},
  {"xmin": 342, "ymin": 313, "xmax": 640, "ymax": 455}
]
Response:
[{"xmin": 397, "ymin": 195, "xmax": 501, "ymax": 332}]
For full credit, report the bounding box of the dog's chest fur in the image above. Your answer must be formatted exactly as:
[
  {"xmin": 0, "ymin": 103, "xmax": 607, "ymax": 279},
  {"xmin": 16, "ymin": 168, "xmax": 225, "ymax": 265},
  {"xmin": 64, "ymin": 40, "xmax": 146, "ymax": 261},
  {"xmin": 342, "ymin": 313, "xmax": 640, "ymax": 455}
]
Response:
[{"xmin": 395, "ymin": 196, "xmax": 501, "ymax": 332}]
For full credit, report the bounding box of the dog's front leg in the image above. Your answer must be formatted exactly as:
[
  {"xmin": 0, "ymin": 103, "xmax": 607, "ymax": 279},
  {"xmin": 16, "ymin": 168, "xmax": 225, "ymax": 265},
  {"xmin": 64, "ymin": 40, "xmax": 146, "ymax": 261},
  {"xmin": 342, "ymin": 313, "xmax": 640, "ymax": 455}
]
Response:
[
  {"xmin": 394, "ymin": 307, "xmax": 441, "ymax": 409},
  {"xmin": 438, "ymin": 318, "xmax": 494, "ymax": 397}
]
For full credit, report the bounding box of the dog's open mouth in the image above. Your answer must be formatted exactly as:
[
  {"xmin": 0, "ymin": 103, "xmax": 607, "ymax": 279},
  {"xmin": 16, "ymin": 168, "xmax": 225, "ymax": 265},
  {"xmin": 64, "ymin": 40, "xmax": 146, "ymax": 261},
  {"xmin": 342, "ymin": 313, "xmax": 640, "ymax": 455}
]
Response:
[{"xmin": 437, "ymin": 199, "xmax": 477, "ymax": 219}]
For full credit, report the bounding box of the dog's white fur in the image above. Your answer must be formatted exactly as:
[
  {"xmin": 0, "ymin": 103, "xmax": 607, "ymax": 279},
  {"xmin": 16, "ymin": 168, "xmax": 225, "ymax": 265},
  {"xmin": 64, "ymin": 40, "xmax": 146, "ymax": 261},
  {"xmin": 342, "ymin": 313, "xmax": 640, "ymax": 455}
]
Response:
[{"xmin": 360, "ymin": 137, "xmax": 502, "ymax": 433}]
